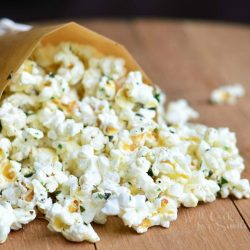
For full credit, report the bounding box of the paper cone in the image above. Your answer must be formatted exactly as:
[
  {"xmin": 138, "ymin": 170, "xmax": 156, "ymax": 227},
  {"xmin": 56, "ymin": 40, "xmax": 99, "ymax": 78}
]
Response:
[{"xmin": 0, "ymin": 22, "xmax": 151, "ymax": 98}]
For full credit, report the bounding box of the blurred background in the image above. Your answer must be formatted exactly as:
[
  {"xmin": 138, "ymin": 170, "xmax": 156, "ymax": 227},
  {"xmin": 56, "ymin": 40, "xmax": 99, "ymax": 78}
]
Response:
[{"xmin": 1, "ymin": 0, "xmax": 250, "ymax": 23}]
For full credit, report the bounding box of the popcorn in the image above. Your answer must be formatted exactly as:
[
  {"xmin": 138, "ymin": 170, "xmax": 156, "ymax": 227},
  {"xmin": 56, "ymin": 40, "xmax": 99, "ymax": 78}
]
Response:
[
  {"xmin": 165, "ymin": 99, "xmax": 199, "ymax": 124},
  {"xmin": 0, "ymin": 18, "xmax": 31, "ymax": 36},
  {"xmin": 55, "ymin": 43, "xmax": 84, "ymax": 85},
  {"xmin": 0, "ymin": 42, "xmax": 249, "ymax": 245},
  {"xmin": 0, "ymin": 103, "xmax": 26, "ymax": 136},
  {"xmin": 0, "ymin": 201, "xmax": 16, "ymax": 243},
  {"xmin": 210, "ymin": 83, "xmax": 245, "ymax": 104}
]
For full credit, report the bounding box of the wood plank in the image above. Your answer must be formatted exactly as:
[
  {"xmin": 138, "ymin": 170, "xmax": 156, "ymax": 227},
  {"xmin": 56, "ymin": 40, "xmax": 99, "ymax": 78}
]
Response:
[
  {"xmin": 0, "ymin": 219, "xmax": 95, "ymax": 250},
  {"xmin": 94, "ymin": 200, "xmax": 249, "ymax": 250}
]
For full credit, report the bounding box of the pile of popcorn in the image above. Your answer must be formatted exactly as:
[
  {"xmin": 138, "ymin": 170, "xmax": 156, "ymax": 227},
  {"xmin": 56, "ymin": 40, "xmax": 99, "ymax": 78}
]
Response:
[{"xmin": 0, "ymin": 43, "xmax": 249, "ymax": 243}]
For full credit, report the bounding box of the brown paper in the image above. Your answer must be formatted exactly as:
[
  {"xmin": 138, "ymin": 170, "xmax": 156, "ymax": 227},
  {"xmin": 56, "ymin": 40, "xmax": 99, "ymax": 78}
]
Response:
[{"xmin": 0, "ymin": 22, "xmax": 151, "ymax": 98}]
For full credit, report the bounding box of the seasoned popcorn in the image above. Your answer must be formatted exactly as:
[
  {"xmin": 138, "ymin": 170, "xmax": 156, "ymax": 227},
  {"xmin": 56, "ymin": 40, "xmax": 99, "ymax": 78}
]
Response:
[
  {"xmin": 210, "ymin": 83, "xmax": 245, "ymax": 104},
  {"xmin": 0, "ymin": 43, "xmax": 249, "ymax": 244}
]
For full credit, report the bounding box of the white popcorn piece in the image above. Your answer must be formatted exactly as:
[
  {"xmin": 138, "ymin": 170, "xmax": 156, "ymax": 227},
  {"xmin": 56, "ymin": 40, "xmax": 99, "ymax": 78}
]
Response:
[{"xmin": 210, "ymin": 83, "xmax": 245, "ymax": 104}]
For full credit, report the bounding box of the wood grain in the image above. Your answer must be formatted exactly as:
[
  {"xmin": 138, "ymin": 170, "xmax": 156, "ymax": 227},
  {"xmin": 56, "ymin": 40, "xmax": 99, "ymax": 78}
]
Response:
[
  {"xmin": 0, "ymin": 219, "xmax": 95, "ymax": 250},
  {"xmin": 94, "ymin": 200, "xmax": 249, "ymax": 250},
  {"xmin": 1, "ymin": 19, "xmax": 250, "ymax": 250}
]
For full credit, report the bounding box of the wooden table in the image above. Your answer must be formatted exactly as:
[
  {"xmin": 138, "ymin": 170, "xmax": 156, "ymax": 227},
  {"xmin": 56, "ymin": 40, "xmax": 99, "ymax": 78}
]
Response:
[{"xmin": 1, "ymin": 19, "xmax": 250, "ymax": 250}]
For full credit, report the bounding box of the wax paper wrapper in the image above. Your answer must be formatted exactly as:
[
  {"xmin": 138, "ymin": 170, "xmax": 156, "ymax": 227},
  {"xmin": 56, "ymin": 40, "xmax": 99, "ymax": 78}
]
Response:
[{"xmin": 0, "ymin": 21, "xmax": 150, "ymax": 98}]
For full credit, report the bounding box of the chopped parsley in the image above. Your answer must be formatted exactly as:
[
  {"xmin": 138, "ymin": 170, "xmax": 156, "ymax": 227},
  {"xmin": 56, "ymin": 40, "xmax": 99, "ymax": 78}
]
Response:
[
  {"xmin": 108, "ymin": 136, "xmax": 113, "ymax": 142},
  {"xmin": 49, "ymin": 72, "xmax": 55, "ymax": 78},
  {"xmin": 58, "ymin": 144, "xmax": 63, "ymax": 149},
  {"xmin": 54, "ymin": 190, "xmax": 61, "ymax": 196},
  {"xmin": 135, "ymin": 113, "xmax": 144, "ymax": 117},
  {"xmin": 24, "ymin": 172, "xmax": 34, "ymax": 178},
  {"xmin": 153, "ymin": 128, "xmax": 158, "ymax": 133},
  {"xmin": 84, "ymin": 222, "xmax": 88, "ymax": 226},
  {"xmin": 157, "ymin": 188, "xmax": 161, "ymax": 191},
  {"xmin": 219, "ymin": 177, "xmax": 228, "ymax": 187},
  {"xmin": 97, "ymin": 193, "xmax": 111, "ymax": 200},
  {"xmin": 154, "ymin": 93, "xmax": 161, "ymax": 102},
  {"xmin": 25, "ymin": 111, "xmax": 33, "ymax": 116},
  {"xmin": 148, "ymin": 107, "xmax": 156, "ymax": 111},
  {"xmin": 80, "ymin": 206, "xmax": 85, "ymax": 212},
  {"xmin": 224, "ymin": 146, "xmax": 229, "ymax": 151},
  {"xmin": 147, "ymin": 168, "xmax": 154, "ymax": 177},
  {"xmin": 208, "ymin": 170, "xmax": 213, "ymax": 177}
]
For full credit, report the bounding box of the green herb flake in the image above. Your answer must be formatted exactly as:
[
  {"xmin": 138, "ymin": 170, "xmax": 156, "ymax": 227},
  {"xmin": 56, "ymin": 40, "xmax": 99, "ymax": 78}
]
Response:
[
  {"xmin": 97, "ymin": 193, "xmax": 104, "ymax": 199},
  {"xmin": 224, "ymin": 146, "xmax": 229, "ymax": 151},
  {"xmin": 148, "ymin": 107, "xmax": 156, "ymax": 111},
  {"xmin": 55, "ymin": 190, "xmax": 61, "ymax": 196},
  {"xmin": 153, "ymin": 128, "xmax": 158, "ymax": 133},
  {"xmin": 147, "ymin": 168, "xmax": 154, "ymax": 177},
  {"xmin": 80, "ymin": 206, "xmax": 85, "ymax": 212},
  {"xmin": 154, "ymin": 93, "xmax": 160, "ymax": 102},
  {"xmin": 0, "ymin": 121, "xmax": 2, "ymax": 133},
  {"xmin": 58, "ymin": 144, "xmax": 63, "ymax": 149},
  {"xmin": 104, "ymin": 193, "xmax": 111, "ymax": 200},
  {"xmin": 219, "ymin": 177, "xmax": 228, "ymax": 188},
  {"xmin": 97, "ymin": 193, "xmax": 111, "ymax": 200},
  {"xmin": 100, "ymin": 87, "xmax": 105, "ymax": 92},
  {"xmin": 84, "ymin": 222, "xmax": 88, "ymax": 226},
  {"xmin": 24, "ymin": 172, "xmax": 34, "ymax": 178},
  {"xmin": 157, "ymin": 188, "xmax": 161, "ymax": 191},
  {"xmin": 208, "ymin": 170, "xmax": 213, "ymax": 177},
  {"xmin": 135, "ymin": 113, "xmax": 143, "ymax": 117},
  {"xmin": 49, "ymin": 72, "xmax": 55, "ymax": 78},
  {"xmin": 25, "ymin": 111, "xmax": 33, "ymax": 116},
  {"xmin": 108, "ymin": 136, "xmax": 113, "ymax": 142}
]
